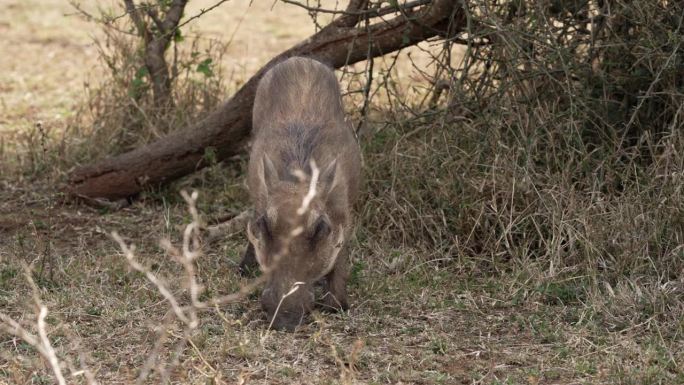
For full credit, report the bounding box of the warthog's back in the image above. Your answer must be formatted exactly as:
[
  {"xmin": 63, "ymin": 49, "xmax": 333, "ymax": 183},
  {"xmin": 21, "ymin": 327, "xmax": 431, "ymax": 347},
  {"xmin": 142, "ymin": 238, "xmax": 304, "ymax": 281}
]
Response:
[
  {"xmin": 252, "ymin": 57, "xmax": 346, "ymax": 131},
  {"xmin": 249, "ymin": 57, "xmax": 360, "ymax": 209}
]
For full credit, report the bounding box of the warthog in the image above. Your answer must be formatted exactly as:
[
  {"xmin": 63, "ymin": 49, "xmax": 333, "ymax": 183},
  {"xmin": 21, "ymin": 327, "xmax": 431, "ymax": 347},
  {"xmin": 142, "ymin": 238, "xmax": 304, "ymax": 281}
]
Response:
[{"xmin": 240, "ymin": 57, "xmax": 361, "ymax": 331}]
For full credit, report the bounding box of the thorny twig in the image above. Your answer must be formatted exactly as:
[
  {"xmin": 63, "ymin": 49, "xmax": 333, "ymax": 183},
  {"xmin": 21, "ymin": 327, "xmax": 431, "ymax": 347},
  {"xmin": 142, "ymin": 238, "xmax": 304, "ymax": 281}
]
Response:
[
  {"xmin": 0, "ymin": 265, "xmax": 98, "ymax": 385},
  {"xmin": 280, "ymin": 0, "xmax": 432, "ymax": 18},
  {"xmin": 109, "ymin": 165, "xmax": 323, "ymax": 378}
]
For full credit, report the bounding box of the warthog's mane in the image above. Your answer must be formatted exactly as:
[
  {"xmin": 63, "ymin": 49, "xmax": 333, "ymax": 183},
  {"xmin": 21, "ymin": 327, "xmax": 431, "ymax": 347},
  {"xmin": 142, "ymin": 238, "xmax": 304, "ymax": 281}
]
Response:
[{"xmin": 278, "ymin": 123, "xmax": 323, "ymax": 181}]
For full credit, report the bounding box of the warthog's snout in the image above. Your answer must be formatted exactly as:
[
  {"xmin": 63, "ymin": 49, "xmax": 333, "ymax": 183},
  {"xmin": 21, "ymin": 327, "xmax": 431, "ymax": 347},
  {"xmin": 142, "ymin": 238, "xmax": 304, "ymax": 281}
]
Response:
[{"xmin": 261, "ymin": 282, "xmax": 314, "ymax": 331}]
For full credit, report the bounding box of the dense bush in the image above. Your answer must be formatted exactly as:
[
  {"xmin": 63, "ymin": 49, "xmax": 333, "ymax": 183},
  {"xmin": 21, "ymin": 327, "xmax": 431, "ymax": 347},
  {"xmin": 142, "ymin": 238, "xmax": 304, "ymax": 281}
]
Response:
[{"xmin": 358, "ymin": 1, "xmax": 684, "ymax": 323}]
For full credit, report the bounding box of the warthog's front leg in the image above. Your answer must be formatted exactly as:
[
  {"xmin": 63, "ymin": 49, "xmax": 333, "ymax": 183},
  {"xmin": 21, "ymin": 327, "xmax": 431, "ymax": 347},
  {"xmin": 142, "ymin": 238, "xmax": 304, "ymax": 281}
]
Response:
[
  {"xmin": 321, "ymin": 245, "xmax": 350, "ymax": 311},
  {"xmin": 238, "ymin": 242, "xmax": 258, "ymax": 276}
]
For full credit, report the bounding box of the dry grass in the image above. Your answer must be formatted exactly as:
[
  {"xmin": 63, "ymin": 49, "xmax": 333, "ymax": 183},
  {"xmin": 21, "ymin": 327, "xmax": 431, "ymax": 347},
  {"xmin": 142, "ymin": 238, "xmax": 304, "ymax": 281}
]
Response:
[
  {"xmin": 2, "ymin": 179, "xmax": 681, "ymax": 384},
  {"xmin": 2, "ymin": 0, "xmax": 684, "ymax": 384}
]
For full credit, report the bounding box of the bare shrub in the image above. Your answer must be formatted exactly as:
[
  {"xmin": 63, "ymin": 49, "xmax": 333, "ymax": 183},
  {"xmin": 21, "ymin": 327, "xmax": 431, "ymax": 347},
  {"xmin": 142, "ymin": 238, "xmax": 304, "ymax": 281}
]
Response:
[
  {"xmin": 1, "ymin": 2, "xmax": 229, "ymax": 180},
  {"xmin": 76, "ymin": 6, "xmax": 228, "ymax": 155}
]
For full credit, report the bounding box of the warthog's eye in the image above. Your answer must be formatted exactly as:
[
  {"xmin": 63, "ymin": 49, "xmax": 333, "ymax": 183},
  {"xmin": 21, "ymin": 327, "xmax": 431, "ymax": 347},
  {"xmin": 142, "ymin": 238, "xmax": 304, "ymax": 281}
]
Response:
[
  {"xmin": 310, "ymin": 216, "xmax": 331, "ymax": 244},
  {"xmin": 256, "ymin": 215, "xmax": 272, "ymax": 240}
]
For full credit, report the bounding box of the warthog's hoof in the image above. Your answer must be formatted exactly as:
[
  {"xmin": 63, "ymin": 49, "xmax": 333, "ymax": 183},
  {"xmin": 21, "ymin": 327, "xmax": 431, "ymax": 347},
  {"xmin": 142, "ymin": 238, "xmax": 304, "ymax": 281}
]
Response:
[{"xmin": 318, "ymin": 293, "xmax": 349, "ymax": 312}]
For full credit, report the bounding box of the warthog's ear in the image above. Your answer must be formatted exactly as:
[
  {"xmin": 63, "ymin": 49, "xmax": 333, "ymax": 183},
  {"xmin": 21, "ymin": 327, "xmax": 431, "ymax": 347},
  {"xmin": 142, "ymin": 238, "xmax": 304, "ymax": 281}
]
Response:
[
  {"xmin": 320, "ymin": 159, "xmax": 338, "ymax": 190},
  {"xmin": 260, "ymin": 154, "xmax": 279, "ymax": 191},
  {"xmin": 320, "ymin": 159, "xmax": 344, "ymax": 201},
  {"xmin": 247, "ymin": 220, "xmax": 267, "ymax": 267}
]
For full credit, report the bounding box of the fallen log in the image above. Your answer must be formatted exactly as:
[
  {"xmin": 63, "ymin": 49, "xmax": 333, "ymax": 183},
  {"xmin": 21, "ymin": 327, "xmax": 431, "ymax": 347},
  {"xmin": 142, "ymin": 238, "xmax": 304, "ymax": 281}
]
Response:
[{"xmin": 68, "ymin": 0, "xmax": 463, "ymax": 200}]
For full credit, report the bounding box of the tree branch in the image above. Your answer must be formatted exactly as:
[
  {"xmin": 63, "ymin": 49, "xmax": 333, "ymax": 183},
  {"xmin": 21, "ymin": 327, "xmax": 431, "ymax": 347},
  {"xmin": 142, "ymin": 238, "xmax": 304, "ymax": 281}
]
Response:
[
  {"xmin": 123, "ymin": 0, "xmax": 150, "ymax": 42},
  {"xmin": 146, "ymin": 7, "xmax": 166, "ymax": 34},
  {"xmin": 283, "ymin": 0, "xmax": 433, "ymax": 19},
  {"xmin": 161, "ymin": 0, "xmax": 188, "ymax": 38},
  {"xmin": 127, "ymin": 0, "xmax": 188, "ymax": 109},
  {"xmin": 331, "ymin": 0, "xmax": 370, "ymax": 28},
  {"xmin": 175, "ymin": 0, "xmax": 232, "ymax": 32}
]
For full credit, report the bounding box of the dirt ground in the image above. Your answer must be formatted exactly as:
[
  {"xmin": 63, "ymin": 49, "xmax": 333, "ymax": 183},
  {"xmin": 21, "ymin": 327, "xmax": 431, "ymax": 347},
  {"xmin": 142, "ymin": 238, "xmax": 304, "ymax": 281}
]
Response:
[{"xmin": 1, "ymin": 1, "xmax": 683, "ymax": 384}]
